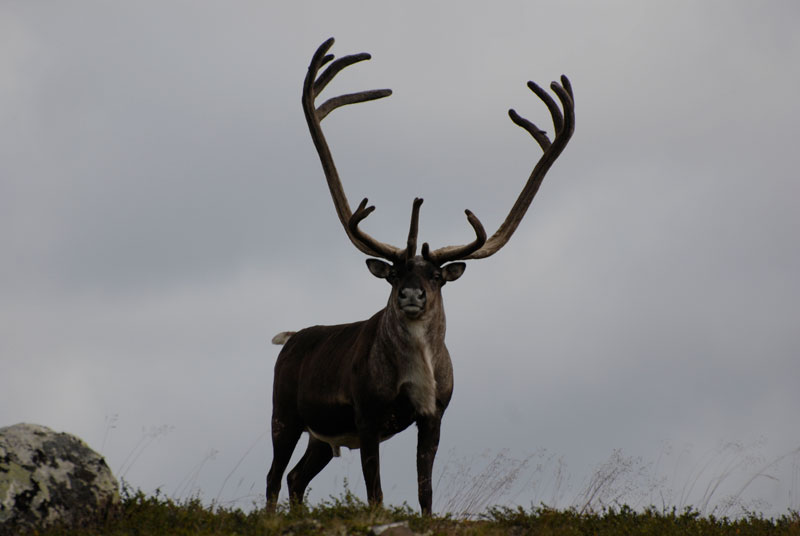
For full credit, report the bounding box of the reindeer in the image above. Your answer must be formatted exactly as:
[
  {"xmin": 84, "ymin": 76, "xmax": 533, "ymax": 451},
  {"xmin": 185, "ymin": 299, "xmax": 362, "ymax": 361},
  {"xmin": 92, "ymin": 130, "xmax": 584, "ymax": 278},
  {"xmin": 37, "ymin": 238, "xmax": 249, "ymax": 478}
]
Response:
[{"xmin": 266, "ymin": 37, "xmax": 574, "ymax": 514}]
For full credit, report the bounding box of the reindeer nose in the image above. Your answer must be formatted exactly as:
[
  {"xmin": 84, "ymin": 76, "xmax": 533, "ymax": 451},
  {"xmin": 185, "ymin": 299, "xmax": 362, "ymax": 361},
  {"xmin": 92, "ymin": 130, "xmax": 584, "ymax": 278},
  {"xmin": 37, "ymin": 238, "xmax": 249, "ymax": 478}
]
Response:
[
  {"xmin": 399, "ymin": 287, "xmax": 425, "ymax": 303},
  {"xmin": 398, "ymin": 287, "xmax": 426, "ymax": 315}
]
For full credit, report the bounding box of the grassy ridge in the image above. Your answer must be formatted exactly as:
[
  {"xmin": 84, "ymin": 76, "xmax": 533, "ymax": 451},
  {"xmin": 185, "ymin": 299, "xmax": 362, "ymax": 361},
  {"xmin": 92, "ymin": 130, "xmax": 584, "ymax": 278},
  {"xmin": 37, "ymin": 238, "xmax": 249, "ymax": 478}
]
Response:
[{"xmin": 28, "ymin": 487, "xmax": 800, "ymax": 535}]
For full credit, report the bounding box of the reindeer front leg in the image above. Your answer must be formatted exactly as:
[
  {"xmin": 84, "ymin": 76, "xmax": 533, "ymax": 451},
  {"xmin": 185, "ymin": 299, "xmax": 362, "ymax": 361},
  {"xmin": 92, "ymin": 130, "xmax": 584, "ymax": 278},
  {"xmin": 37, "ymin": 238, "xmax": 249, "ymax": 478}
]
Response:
[
  {"xmin": 416, "ymin": 415, "xmax": 441, "ymax": 515},
  {"xmin": 359, "ymin": 429, "xmax": 383, "ymax": 506}
]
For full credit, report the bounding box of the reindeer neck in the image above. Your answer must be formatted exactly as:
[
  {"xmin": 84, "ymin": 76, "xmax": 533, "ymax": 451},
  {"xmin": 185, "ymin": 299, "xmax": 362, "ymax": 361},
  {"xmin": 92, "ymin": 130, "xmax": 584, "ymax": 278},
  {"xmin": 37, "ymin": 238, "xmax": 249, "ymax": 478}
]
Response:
[
  {"xmin": 369, "ymin": 304, "xmax": 445, "ymax": 416},
  {"xmin": 377, "ymin": 303, "xmax": 446, "ymax": 354}
]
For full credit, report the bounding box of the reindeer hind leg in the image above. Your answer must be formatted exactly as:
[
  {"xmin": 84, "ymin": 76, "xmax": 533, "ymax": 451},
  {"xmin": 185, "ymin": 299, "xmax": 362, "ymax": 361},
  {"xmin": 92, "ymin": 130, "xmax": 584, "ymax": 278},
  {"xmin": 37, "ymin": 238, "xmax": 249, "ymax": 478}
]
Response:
[
  {"xmin": 266, "ymin": 414, "xmax": 303, "ymax": 511},
  {"xmin": 286, "ymin": 437, "xmax": 334, "ymax": 505}
]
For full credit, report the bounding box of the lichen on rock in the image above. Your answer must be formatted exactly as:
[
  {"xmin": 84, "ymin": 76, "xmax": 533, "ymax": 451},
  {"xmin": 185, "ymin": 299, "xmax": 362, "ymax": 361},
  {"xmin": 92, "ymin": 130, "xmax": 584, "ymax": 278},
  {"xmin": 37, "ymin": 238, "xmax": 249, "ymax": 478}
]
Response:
[{"xmin": 0, "ymin": 423, "xmax": 119, "ymax": 530}]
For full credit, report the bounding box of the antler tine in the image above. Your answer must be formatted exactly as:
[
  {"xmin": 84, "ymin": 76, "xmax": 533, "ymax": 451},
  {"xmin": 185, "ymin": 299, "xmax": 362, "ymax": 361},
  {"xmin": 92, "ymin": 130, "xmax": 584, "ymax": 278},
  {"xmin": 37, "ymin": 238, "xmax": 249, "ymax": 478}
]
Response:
[
  {"xmin": 305, "ymin": 38, "xmax": 336, "ymax": 94},
  {"xmin": 560, "ymin": 75, "xmax": 574, "ymax": 101},
  {"xmin": 349, "ymin": 199, "xmax": 403, "ymax": 262},
  {"xmin": 404, "ymin": 198, "xmax": 424, "ymax": 260},
  {"xmin": 527, "ymin": 80, "xmax": 564, "ymax": 133},
  {"xmin": 317, "ymin": 89, "xmax": 393, "ymax": 122},
  {"xmin": 508, "ymin": 109, "xmax": 550, "ymax": 151},
  {"xmin": 553, "ymin": 77, "xmax": 575, "ymax": 135},
  {"xmin": 440, "ymin": 75, "xmax": 575, "ymax": 261},
  {"xmin": 302, "ymin": 38, "xmax": 397, "ymax": 260},
  {"xmin": 423, "ymin": 209, "xmax": 487, "ymax": 265},
  {"xmin": 314, "ymin": 52, "xmax": 370, "ymax": 96}
]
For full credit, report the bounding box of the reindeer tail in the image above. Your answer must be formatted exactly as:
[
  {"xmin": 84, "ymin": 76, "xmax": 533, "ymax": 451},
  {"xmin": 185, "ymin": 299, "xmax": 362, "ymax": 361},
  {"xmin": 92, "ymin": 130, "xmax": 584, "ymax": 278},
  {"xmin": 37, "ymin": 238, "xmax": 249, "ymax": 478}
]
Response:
[{"xmin": 271, "ymin": 331, "xmax": 296, "ymax": 345}]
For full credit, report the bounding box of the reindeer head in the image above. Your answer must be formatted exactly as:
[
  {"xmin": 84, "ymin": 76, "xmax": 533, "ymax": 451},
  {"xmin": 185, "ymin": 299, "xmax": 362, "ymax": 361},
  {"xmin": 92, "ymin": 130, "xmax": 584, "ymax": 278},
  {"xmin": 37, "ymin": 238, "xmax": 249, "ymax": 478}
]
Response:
[{"xmin": 357, "ymin": 198, "xmax": 471, "ymax": 320}]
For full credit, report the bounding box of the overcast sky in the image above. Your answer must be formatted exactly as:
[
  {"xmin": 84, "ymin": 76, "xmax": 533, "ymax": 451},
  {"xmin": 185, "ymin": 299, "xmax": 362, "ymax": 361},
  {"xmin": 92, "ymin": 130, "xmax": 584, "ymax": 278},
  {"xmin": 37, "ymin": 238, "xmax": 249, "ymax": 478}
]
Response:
[{"xmin": 2, "ymin": 1, "xmax": 799, "ymax": 517}]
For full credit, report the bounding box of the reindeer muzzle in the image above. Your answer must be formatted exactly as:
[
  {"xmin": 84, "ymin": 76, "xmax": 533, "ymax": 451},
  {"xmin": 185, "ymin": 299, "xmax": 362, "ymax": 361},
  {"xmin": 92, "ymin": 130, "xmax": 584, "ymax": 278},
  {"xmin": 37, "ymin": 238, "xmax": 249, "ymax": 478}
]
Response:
[{"xmin": 398, "ymin": 287, "xmax": 426, "ymax": 318}]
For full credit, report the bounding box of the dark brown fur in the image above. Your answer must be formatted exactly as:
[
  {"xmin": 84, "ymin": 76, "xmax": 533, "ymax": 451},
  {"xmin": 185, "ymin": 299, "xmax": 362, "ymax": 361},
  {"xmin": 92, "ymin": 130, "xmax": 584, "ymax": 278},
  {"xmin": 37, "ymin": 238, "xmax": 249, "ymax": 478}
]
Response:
[{"xmin": 267, "ymin": 257, "xmax": 460, "ymax": 514}]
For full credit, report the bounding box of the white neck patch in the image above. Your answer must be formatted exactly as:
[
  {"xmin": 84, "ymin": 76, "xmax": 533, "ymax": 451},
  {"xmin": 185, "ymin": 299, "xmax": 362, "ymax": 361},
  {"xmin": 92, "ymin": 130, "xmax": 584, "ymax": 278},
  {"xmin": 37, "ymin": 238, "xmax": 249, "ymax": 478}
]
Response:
[{"xmin": 402, "ymin": 322, "xmax": 438, "ymax": 416}]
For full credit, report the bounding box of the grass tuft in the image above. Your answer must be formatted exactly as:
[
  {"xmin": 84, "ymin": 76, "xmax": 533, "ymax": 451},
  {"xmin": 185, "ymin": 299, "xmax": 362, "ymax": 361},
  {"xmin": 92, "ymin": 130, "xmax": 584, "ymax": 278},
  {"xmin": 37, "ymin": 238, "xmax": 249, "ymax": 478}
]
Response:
[{"xmin": 25, "ymin": 484, "xmax": 800, "ymax": 536}]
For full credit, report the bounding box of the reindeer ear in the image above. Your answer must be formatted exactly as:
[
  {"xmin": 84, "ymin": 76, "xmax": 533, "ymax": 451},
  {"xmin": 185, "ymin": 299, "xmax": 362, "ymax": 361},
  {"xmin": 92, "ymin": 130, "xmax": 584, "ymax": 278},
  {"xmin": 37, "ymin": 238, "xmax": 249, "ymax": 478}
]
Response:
[
  {"xmin": 366, "ymin": 259, "xmax": 393, "ymax": 280},
  {"xmin": 441, "ymin": 262, "xmax": 466, "ymax": 282}
]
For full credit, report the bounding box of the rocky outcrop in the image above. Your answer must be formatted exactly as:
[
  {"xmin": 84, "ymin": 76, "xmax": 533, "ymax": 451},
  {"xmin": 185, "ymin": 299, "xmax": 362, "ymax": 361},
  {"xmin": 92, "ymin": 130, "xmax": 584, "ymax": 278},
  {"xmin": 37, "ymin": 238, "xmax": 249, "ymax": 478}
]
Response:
[{"xmin": 0, "ymin": 423, "xmax": 119, "ymax": 530}]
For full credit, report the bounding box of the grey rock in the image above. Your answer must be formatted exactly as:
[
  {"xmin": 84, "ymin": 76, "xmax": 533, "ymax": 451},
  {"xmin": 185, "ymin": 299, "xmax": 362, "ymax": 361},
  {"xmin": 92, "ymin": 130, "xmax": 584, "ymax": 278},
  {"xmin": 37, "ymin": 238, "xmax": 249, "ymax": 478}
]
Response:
[
  {"xmin": 0, "ymin": 423, "xmax": 119, "ymax": 530},
  {"xmin": 369, "ymin": 521, "xmax": 417, "ymax": 535}
]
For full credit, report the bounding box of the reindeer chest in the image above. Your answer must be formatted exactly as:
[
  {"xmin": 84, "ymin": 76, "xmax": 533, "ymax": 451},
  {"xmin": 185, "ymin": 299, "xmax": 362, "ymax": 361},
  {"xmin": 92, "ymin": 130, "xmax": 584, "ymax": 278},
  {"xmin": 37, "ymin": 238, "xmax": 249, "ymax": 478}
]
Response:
[{"xmin": 397, "ymin": 323, "xmax": 438, "ymax": 416}]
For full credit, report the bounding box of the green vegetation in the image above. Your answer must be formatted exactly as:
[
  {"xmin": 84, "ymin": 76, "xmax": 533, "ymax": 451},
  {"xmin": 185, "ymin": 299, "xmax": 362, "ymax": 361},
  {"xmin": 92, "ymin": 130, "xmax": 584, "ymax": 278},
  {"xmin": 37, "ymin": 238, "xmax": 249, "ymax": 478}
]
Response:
[{"xmin": 28, "ymin": 486, "xmax": 800, "ymax": 536}]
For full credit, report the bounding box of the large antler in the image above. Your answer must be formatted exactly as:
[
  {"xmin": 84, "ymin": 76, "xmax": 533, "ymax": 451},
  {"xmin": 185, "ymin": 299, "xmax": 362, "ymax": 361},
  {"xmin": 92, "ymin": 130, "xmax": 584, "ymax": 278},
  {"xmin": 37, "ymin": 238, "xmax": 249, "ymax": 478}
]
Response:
[
  {"xmin": 424, "ymin": 76, "xmax": 575, "ymax": 265},
  {"xmin": 304, "ymin": 37, "xmax": 416, "ymax": 262}
]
